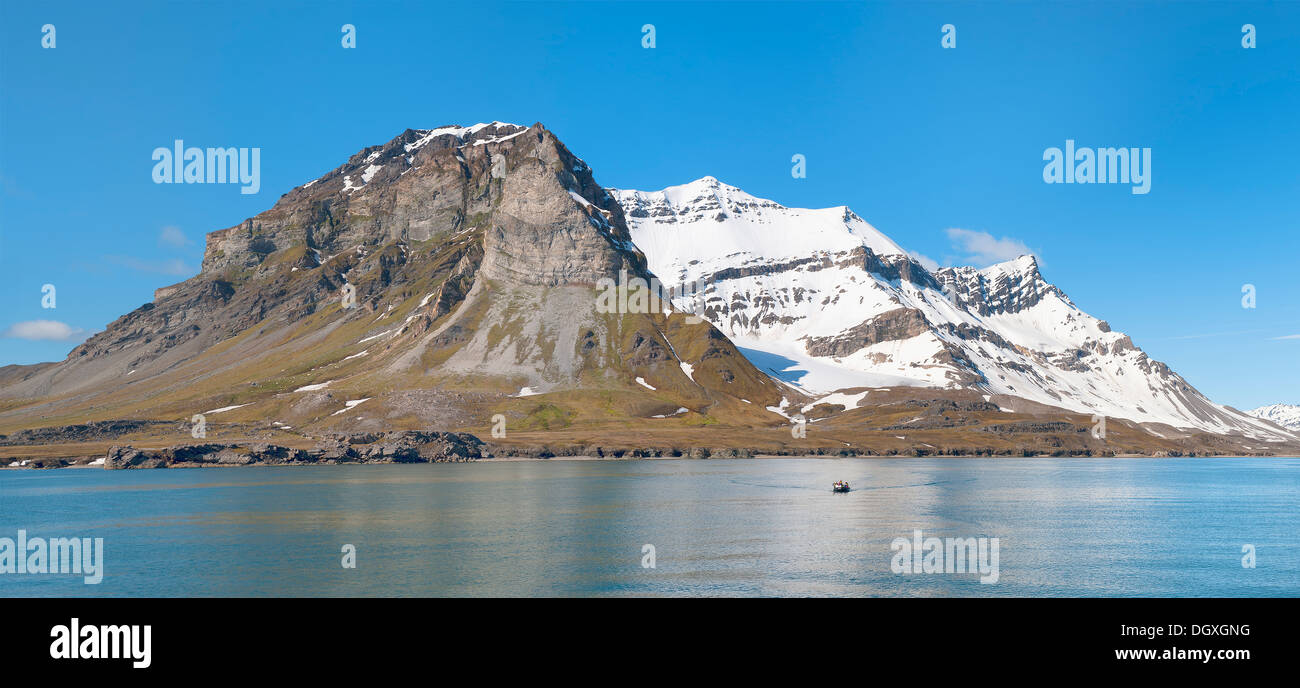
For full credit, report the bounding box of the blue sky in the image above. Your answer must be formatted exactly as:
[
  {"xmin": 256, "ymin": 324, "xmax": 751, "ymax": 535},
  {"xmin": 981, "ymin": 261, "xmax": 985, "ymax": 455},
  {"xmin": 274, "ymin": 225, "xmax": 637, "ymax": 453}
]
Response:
[{"xmin": 0, "ymin": 1, "xmax": 1296, "ymax": 409}]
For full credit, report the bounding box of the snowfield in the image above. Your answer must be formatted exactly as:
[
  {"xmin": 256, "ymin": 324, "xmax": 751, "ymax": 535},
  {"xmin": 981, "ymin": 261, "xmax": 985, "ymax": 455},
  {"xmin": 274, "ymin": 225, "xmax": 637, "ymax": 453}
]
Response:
[
  {"xmin": 614, "ymin": 177, "xmax": 1294, "ymax": 441},
  {"xmin": 1247, "ymin": 404, "xmax": 1300, "ymax": 431}
]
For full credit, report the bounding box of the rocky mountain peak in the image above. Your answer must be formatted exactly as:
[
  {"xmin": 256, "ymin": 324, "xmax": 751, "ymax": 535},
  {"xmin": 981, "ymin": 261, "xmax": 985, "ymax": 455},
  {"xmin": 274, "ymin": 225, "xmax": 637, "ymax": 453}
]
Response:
[
  {"xmin": 620, "ymin": 178, "xmax": 1294, "ymax": 441},
  {"xmin": 2, "ymin": 123, "xmax": 782, "ymax": 434},
  {"xmin": 195, "ymin": 121, "xmax": 643, "ymax": 284},
  {"xmin": 934, "ymin": 254, "xmax": 1062, "ymax": 317}
]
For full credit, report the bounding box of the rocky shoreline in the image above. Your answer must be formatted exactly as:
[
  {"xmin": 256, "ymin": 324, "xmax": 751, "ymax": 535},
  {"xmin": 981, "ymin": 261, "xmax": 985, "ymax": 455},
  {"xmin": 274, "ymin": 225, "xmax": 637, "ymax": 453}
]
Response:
[
  {"xmin": 2, "ymin": 436, "xmax": 1268, "ymax": 470},
  {"xmin": 96, "ymin": 431, "xmax": 485, "ymax": 469},
  {"xmin": 2, "ymin": 414, "xmax": 1289, "ymax": 470}
]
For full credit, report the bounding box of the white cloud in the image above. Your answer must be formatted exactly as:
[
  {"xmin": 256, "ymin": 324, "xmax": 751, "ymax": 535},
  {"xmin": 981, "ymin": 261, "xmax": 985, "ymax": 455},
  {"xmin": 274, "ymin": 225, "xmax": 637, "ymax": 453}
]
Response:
[
  {"xmin": 2, "ymin": 320, "xmax": 89, "ymax": 342},
  {"xmin": 1271, "ymin": 334, "xmax": 1300, "ymax": 340},
  {"xmin": 158, "ymin": 225, "xmax": 190, "ymax": 248},
  {"xmin": 907, "ymin": 250, "xmax": 939, "ymax": 272},
  {"xmin": 945, "ymin": 228, "xmax": 1036, "ymax": 267}
]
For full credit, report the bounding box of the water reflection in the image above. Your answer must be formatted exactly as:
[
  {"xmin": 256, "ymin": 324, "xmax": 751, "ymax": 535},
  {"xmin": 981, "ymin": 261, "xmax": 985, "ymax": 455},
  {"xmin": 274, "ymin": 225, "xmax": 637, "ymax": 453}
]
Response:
[{"xmin": 1, "ymin": 458, "xmax": 1296, "ymax": 597}]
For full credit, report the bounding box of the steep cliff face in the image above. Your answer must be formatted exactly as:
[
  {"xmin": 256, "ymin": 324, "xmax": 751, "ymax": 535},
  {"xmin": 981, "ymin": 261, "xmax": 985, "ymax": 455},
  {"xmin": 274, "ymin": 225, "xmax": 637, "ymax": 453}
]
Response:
[
  {"xmin": 0, "ymin": 125, "xmax": 783, "ymax": 435},
  {"xmin": 614, "ymin": 177, "xmax": 1292, "ymax": 442}
]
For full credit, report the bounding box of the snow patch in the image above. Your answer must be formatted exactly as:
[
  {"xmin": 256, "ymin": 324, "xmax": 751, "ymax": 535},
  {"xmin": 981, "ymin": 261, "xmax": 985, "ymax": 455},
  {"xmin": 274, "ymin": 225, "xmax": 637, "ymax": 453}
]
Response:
[
  {"xmin": 294, "ymin": 381, "xmax": 332, "ymax": 392},
  {"xmin": 359, "ymin": 329, "xmax": 395, "ymax": 344},
  {"xmin": 766, "ymin": 397, "xmax": 793, "ymax": 419},
  {"xmin": 331, "ymin": 398, "xmax": 371, "ymax": 416},
  {"xmin": 801, "ymin": 390, "xmax": 869, "ymax": 413}
]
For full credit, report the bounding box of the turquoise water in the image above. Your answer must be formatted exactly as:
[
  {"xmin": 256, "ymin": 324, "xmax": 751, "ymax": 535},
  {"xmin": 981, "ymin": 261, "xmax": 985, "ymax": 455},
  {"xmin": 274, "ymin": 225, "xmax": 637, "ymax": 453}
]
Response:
[{"xmin": 1, "ymin": 458, "xmax": 1297, "ymax": 597}]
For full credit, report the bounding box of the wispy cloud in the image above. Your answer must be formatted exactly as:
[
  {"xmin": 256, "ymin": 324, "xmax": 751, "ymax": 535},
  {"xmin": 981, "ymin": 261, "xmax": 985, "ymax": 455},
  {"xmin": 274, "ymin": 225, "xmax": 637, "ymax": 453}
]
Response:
[
  {"xmin": 1271, "ymin": 334, "xmax": 1300, "ymax": 340},
  {"xmin": 104, "ymin": 255, "xmax": 196, "ymax": 276},
  {"xmin": 1, "ymin": 320, "xmax": 89, "ymax": 342},
  {"xmin": 907, "ymin": 250, "xmax": 939, "ymax": 272},
  {"xmin": 905, "ymin": 229, "xmax": 1034, "ymax": 271},
  {"xmin": 158, "ymin": 225, "xmax": 190, "ymax": 248},
  {"xmin": 945, "ymin": 228, "xmax": 1036, "ymax": 267}
]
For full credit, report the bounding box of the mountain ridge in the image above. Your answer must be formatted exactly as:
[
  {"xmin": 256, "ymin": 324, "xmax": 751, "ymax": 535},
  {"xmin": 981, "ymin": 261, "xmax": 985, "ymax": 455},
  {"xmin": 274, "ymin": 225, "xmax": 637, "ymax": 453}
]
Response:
[
  {"xmin": 0, "ymin": 125, "xmax": 1295, "ymax": 461},
  {"xmin": 1247, "ymin": 404, "xmax": 1300, "ymax": 431},
  {"xmin": 0, "ymin": 123, "xmax": 786, "ymax": 439},
  {"xmin": 613, "ymin": 176, "xmax": 1292, "ymax": 442}
]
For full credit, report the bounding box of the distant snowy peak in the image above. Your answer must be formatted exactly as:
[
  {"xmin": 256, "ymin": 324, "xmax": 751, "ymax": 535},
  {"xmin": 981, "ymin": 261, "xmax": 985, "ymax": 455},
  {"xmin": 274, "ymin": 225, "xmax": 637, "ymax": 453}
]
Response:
[
  {"xmin": 1247, "ymin": 404, "xmax": 1300, "ymax": 431},
  {"xmin": 610, "ymin": 177, "xmax": 907, "ymax": 265},
  {"xmin": 616, "ymin": 178, "xmax": 1293, "ymax": 442}
]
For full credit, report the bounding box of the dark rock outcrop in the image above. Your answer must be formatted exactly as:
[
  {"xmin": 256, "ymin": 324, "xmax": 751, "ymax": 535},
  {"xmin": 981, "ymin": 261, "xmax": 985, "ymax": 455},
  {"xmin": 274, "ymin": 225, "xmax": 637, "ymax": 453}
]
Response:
[{"xmin": 103, "ymin": 432, "xmax": 485, "ymax": 469}]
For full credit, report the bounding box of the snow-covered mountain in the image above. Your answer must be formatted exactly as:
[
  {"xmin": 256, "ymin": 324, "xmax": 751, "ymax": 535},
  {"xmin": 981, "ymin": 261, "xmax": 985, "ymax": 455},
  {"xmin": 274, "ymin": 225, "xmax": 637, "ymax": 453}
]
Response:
[
  {"xmin": 612, "ymin": 177, "xmax": 1292, "ymax": 441},
  {"xmin": 1247, "ymin": 404, "xmax": 1300, "ymax": 431}
]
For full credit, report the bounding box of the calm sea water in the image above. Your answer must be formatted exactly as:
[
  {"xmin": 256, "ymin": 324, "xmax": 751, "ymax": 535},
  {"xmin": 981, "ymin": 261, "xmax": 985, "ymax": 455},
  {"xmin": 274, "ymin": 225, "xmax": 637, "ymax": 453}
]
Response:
[{"xmin": 1, "ymin": 458, "xmax": 1297, "ymax": 597}]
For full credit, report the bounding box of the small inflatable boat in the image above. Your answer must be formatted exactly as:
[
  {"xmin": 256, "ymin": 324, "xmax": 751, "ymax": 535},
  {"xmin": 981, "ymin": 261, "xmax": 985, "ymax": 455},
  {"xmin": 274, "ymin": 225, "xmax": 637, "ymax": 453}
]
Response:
[{"xmin": 832, "ymin": 481, "xmax": 850, "ymax": 493}]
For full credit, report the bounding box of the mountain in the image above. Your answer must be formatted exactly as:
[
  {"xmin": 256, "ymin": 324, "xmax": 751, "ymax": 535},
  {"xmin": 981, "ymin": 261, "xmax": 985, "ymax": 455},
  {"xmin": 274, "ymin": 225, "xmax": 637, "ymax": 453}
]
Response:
[
  {"xmin": 612, "ymin": 177, "xmax": 1293, "ymax": 442},
  {"xmin": 1, "ymin": 127, "xmax": 1295, "ymax": 462},
  {"xmin": 1247, "ymin": 404, "xmax": 1300, "ymax": 431},
  {"xmin": 0, "ymin": 124, "xmax": 783, "ymax": 441}
]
